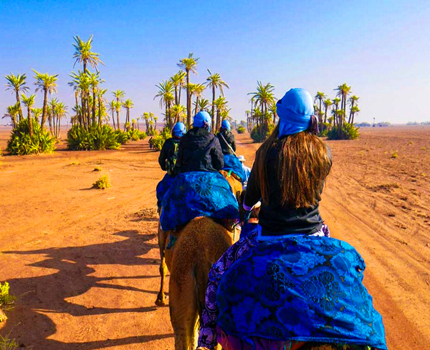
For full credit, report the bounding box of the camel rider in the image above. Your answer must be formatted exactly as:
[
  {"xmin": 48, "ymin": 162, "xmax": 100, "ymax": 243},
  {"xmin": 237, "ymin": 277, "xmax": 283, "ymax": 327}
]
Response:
[
  {"xmin": 217, "ymin": 119, "xmax": 236, "ymax": 155},
  {"xmin": 175, "ymin": 111, "xmax": 224, "ymax": 173},
  {"xmin": 158, "ymin": 122, "xmax": 186, "ymax": 175},
  {"xmin": 197, "ymin": 89, "xmax": 387, "ymax": 350},
  {"xmin": 159, "ymin": 111, "xmax": 238, "ymax": 232},
  {"xmin": 156, "ymin": 122, "xmax": 186, "ymax": 209}
]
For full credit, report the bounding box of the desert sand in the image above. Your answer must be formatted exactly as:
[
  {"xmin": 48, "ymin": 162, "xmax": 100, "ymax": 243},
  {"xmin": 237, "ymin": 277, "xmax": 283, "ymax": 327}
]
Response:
[{"xmin": 0, "ymin": 126, "xmax": 429, "ymax": 349}]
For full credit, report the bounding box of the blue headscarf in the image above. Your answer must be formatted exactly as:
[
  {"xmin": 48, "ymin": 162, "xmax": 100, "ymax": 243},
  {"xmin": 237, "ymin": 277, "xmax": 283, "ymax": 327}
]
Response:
[
  {"xmin": 277, "ymin": 88, "xmax": 314, "ymax": 137},
  {"xmin": 193, "ymin": 111, "xmax": 211, "ymax": 132},
  {"xmin": 221, "ymin": 119, "xmax": 231, "ymax": 131},
  {"xmin": 172, "ymin": 122, "xmax": 186, "ymax": 138}
]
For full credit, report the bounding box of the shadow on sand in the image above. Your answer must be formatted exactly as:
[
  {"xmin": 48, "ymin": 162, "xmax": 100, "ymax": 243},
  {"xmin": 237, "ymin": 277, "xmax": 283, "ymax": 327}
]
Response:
[{"xmin": 1, "ymin": 228, "xmax": 172, "ymax": 349}]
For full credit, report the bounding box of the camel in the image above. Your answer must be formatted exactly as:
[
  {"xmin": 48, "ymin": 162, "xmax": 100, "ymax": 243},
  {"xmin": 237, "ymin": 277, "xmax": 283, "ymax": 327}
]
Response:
[{"xmin": 154, "ymin": 172, "xmax": 243, "ymax": 350}]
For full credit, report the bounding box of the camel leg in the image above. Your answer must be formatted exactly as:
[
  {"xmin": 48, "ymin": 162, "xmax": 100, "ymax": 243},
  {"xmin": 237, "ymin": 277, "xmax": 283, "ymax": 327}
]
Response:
[
  {"xmin": 156, "ymin": 219, "xmax": 168, "ymax": 306},
  {"xmin": 169, "ymin": 267, "xmax": 199, "ymax": 350}
]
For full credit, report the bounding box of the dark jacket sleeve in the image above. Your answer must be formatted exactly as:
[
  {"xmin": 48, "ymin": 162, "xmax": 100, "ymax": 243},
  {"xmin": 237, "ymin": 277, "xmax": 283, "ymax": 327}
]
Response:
[
  {"xmin": 158, "ymin": 140, "xmax": 169, "ymax": 171},
  {"xmin": 211, "ymin": 137, "xmax": 224, "ymax": 170},
  {"xmin": 244, "ymin": 161, "xmax": 261, "ymax": 209}
]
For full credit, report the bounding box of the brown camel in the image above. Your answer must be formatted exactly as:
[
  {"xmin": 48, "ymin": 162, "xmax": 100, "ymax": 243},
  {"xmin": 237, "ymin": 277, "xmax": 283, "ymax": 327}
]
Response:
[
  {"xmin": 155, "ymin": 171, "xmax": 242, "ymax": 307},
  {"xmin": 154, "ymin": 172, "xmax": 243, "ymax": 349}
]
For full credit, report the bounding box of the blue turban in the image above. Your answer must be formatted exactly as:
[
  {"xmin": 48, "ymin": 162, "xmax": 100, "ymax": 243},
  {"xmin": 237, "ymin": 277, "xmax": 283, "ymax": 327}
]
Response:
[
  {"xmin": 277, "ymin": 88, "xmax": 314, "ymax": 137},
  {"xmin": 172, "ymin": 122, "xmax": 186, "ymax": 138},
  {"xmin": 221, "ymin": 120, "xmax": 231, "ymax": 131},
  {"xmin": 193, "ymin": 111, "xmax": 211, "ymax": 132}
]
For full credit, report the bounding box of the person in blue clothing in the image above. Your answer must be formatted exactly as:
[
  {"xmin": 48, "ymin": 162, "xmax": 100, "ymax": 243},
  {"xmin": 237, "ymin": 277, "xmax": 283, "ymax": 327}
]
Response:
[
  {"xmin": 156, "ymin": 122, "xmax": 186, "ymax": 209},
  {"xmin": 197, "ymin": 88, "xmax": 387, "ymax": 350}
]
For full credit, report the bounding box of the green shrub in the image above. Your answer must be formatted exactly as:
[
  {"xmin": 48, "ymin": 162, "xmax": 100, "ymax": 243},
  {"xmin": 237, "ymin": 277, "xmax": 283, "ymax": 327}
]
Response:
[
  {"xmin": 236, "ymin": 125, "xmax": 246, "ymax": 134},
  {"xmin": 0, "ymin": 335, "xmax": 18, "ymax": 350},
  {"xmin": 391, "ymin": 151, "xmax": 398, "ymax": 159},
  {"xmin": 127, "ymin": 129, "xmax": 141, "ymax": 141},
  {"xmin": 251, "ymin": 123, "xmax": 274, "ymax": 143},
  {"xmin": 92, "ymin": 175, "xmax": 111, "ymax": 189},
  {"xmin": 0, "ymin": 282, "xmax": 16, "ymax": 322},
  {"xmin": 151, "ymin": 128, "xmax": 172, "ymax": 151},
  {"xmin": 114, "ymin": 130, "xmax": 129, "ymax": 145},
  {"xmin": 67, "ymin": 125, "xmax": 121, "ymax": 150},
  {"xmin": 139, "ymin": 131, "xmax": 147, "ymax": 140},
  {"xmin": 148, "ymin": 129, "xmax": 159, "ymax": 136},
  {"xmin": 6, "ymin": 119, "xmax": 56, "ymax": 155},
  {"xmin": 327, "ymin": 123, "xmax": 359, "ymax": 140}
]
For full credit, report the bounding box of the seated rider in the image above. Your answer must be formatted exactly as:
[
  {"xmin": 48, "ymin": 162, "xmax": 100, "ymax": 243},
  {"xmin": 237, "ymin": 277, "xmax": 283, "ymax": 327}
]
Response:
[
  {"xmin": 159, "ymin": 111, "xmax": 239, "ymax": 233},
  {"xmin": 158, "ymin": 122, "xmax": 186, "ymax": 176},
  {"xmin": 156, "ymin": 122, "xmax": 186, "ymax": 209},
  {"xmin": 217, "ymin": 119, "xmax": 236, "ymax": 155},
  {"xmin": 175, "ymin": 111, "xmax": 224, "ymax": 173},
  {"xmin": 197, "ymin": 88, "xmax": 387, "ymax": 350}
]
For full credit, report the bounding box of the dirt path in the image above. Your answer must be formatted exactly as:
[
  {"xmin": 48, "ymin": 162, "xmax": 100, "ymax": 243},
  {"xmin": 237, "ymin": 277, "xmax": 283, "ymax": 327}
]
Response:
[{"xmin": 1, "ymin": 127, "xmax": 429, "ymax": 349}]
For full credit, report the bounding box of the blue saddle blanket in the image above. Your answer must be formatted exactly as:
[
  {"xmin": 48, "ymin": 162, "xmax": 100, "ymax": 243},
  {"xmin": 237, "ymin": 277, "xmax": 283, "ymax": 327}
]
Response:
[
  {"xmin": 217, "ymin": 233, "xmax": 387, "ymax": 349},
  {"xmin": 156, "ymin": 173, "xmax": 175, "ymax": 207},
  {"xmin": 160, "ymin": 171, "xmax": 239, "ymax": 231},
  {"xmin": 223, "ymin": 154, "xmax": 247, "ymax": 183}
]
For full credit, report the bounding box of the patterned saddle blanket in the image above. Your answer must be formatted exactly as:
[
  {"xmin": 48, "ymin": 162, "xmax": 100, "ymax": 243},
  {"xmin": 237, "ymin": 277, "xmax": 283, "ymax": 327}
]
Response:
[
  {"xmin": 216, "ymin": 234, "xmax": 387, "ymax": 349},
  {"xmin": 160, "ymin": 171, "xmax": 239, "ymax": 231},
  {"xmin": 223, "ymin": 154, "xmax": 247, "ymax": 183}
]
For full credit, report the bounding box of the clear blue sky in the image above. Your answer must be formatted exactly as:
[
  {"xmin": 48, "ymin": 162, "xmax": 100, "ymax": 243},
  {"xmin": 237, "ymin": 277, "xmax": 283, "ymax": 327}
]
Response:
[{"xmin": 1, "ymin": 0, "xmax": 429, "ymax": 125}]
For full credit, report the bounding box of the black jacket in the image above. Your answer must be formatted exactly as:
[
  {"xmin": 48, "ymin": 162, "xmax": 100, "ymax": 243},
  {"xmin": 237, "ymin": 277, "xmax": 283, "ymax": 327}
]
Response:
[
  {"xmin": 217, "ymin": 130, "xmax": 236, "ymax": 155},
  {"xmin": 158, "ymin": 137, "xmax": 181, "ymax": 172},
  {"xmin": 176, "ymin": 127, "xmax": 224, "ymax": 173},
  {"xmin": 245, "ymin": 141, "xmax": 332, "ymax": 236}
]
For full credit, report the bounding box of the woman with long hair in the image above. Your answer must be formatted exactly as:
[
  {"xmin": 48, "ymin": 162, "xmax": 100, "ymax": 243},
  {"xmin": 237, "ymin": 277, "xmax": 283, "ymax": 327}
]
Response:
[{"xmin": 197, "ymin": 89, "xmax": 386, "ymax": 350}]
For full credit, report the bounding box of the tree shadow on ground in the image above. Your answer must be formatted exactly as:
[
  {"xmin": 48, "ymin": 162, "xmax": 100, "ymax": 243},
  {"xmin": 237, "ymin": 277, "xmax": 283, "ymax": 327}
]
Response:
[{"xmin": 1, "ymin": 230, "xmax": 172, "ymax": 349}]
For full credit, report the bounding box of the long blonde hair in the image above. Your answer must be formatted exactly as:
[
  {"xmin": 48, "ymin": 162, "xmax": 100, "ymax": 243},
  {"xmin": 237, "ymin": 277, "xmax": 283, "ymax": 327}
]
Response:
[{"xmin": 254, "ymin": 124, "xmax": 331, "ymax": 208}]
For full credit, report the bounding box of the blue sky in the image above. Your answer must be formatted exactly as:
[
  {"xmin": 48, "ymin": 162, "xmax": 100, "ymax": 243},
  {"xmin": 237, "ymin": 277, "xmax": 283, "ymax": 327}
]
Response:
[{"xmin": 1, "ymin": 0, "xmax": 429, "ymax": 125}]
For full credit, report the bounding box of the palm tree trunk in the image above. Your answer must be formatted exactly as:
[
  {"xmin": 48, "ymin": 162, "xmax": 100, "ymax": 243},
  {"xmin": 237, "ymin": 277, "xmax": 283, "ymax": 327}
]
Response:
[
  {"xmin": 111, "ymin": 111, "xmax": 116, "ymax": 129},
  {"xmin": 211, "ymin": 86, "xmax": 216, "ymax": 133},
  {"xmin": 186, "ymin": 69, "xmax": 191, "ymax": 127},
  {"xmin": 174, "ymin": 86, "xmax": 178, "ymax": 105},
  {"xmin": 16, "ymin": 90, "xmax": 23, "ymax": 122},
  {"xmin": 41, "ymin": 89, "xmax": 48, "ymax": 130},
  {"xmin": 92, "ymin": 89, "xmax": 96, "ymax": 125},
  {"xmin": 28, "ymin": 108, "xmax": 33, "ymax": 138}
]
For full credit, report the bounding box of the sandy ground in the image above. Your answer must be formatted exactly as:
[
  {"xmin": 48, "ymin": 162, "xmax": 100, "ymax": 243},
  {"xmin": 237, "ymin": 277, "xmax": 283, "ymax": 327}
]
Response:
[{"xmin": 0, "ymin": 126, "xmax": 429, "ymax": 349}]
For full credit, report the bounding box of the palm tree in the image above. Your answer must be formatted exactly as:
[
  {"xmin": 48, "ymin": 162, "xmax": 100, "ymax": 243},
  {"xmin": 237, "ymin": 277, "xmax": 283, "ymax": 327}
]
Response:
[
  {"xmin": 33, "ymin": 70, "xmax": 58, "ymax": 130},
  {"xmin": 206, "ymin": 70, "xmax": 229, "ymax": 132},
  {"xmin": 348, "ymin": 95, "xmax": 360, "ymax": 124},
  {"xmin": 72, "ymin": 35, "xmax": 104, "ymax": 73},
  {"xmin": 177, "ymin": 53, "xmax": 199, "ymax": 127},
  {"xmin": 335, "ymin": 83, "xmax": 352, "ymax": 116},
  {"xmin": 314, "ymin": 92, "xmax": 325, "ymax": 113},
  {"xmin": 170, "ymin": 71, "xmax": 186, "ymax": 105},
  {"xmin": 269, "ymin": 101, "xmax": 277, "ymax": 124},
  {"xmin": 322, "ymin": 98, "xmax": 332, "ymax": 124},
  {"xmin": 32, "ymin": 108, "xmax": 43, "ymax": 124},
  {"xmin": 213, "ymin": 96, "xmax": 228, "ymax": 131},
  {"xmin": 331, "ymin": 97, "xmax": 341, "ymax": 127},
  {"xmin": 192, "ymin": 83, "xmax": 206, "ymax": 115},
  {"xmin": 108, "ymin": 100, "xmax": 117, "ymax": 129},
  {"xmin": 248, "ymin": 82, "xmax": 276, "ymax": 128},
  {"xmin": 98, "ymin": 88, "xmax": 108, "ymax": 126},
  {"xmin": 48, "ymin": 98, "xmax": 59, "ymax": 134},
  {"xmin": 122, "ymin": 99, "xmax": 134, "ymax": 131},
  {"xmin": 350, "ymin": 106, "xmax": 360, "ymax": 125},
  {"xmin": 87, "ymin": 72, "xmax": 104, "ymax": 124},
  {"xmin": 21, "ymin": 94, "xmax": 36, "ymax": 137},
  {"xmin": 5, "ymin": 73, "xmax": 29, "ymax": 122},
  {"xmin": 113, "ymin": 90, "xmax": 125, "ymax": 130},
  {"xmin": 195, "ymin": 98, "xmax": 210, "ymax": 112},
  {"xmin": 154, "ymin": 80, "xmax": 175, "ymax": 130},
  {"xmin": 170, "ymin": 104, "xmax": 186, "ymax": 124},
  {"xmin": 3, "ymin": 103, "xmax": 20, "ymax": 128}
]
